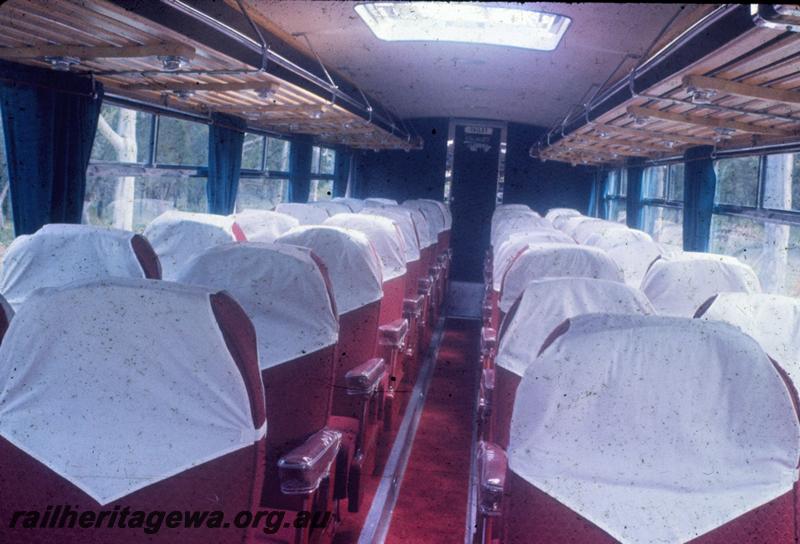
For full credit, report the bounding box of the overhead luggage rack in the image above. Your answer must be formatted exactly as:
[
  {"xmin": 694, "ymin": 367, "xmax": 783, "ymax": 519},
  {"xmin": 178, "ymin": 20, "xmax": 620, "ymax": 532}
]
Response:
[
  {"xmin": 531, "ymin": 5, "xmax": 800, "ymax": 166},
  {"xmin": 0, "ymin": 0, "xmax": 419, "ymax": 150}
]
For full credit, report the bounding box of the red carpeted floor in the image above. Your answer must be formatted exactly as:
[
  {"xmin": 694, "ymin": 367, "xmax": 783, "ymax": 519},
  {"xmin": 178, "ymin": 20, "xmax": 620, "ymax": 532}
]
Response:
[{"xmin": 385, "ymin": 318, "xmax": 480, "ymax": 544}]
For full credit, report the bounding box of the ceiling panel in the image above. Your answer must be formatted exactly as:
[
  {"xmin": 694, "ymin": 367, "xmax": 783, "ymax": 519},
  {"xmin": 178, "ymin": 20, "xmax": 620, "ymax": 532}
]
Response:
[{"xmin": 249, "ymin": 2, "xmax": 698, "ymax": 127}]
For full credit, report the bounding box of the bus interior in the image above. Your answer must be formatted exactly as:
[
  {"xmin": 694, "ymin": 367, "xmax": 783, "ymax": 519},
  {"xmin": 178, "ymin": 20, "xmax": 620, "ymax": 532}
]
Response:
[{"xmin": 2, "ymin": 2, "xmax": 800, "ymax": 543}]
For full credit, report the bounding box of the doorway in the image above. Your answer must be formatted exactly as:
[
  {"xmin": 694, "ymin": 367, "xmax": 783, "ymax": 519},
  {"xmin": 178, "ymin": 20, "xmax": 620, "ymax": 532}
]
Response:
[{"xmin": 446, "ymin": 119, "xmax": 506, "ymax": 283}]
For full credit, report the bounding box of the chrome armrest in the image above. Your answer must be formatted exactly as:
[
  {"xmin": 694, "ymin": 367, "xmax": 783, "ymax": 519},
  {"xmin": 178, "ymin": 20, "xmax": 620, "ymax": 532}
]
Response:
[
  {"xmin": 481, "ymin": 327, "xmax": 497, "ymax": 358},
  {"xmin": 403, "ymin": 295, "xmax": 424, "ymax": 320},
  {"xmin": 345, "ymin": 357, "xmax": 386, "ymax": 396},
  {"xmin": 278, "ymin": 428, "xmax": 342, "ymax": 495},
  {"xmin": 477, "ymin": 441, "xmax": 507, "ymax": 517},
  {"xmin": 378, "ymin": 318, "xmax": 409, "ymax": 348},
  {"xmin": 478, "ymin": 367, "xmax": 495, "ymax": 419}
]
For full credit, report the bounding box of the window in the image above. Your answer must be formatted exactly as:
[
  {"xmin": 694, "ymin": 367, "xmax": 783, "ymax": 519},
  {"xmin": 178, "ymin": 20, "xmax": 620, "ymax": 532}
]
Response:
[
  {"xmin": 762, "ymin": 152, "xmax": 800, "ymax": 211},
  {"xmin": 267, "ymin": 138, "xmax": 290, "ymax": 173},
  {"xmin": 155, "ymin": 116, "xmax": 209, "ymax": 167},
  {"xmin": 0, "ymin": 116, "xmax": 14, "ymax": 247},
  {"xmin": 86, "ymin": 104, "xmax": 295, "ymax": 229},
  {"xmin": 91, "ymin": 104, "xmax": 153, "ymax": 164},
  {"xmin": 87, "ymin": 105, "xmax": 214, "ymax": 231},
  {"xmin": 709, "ymin": 152, "xmax": 800, "ymax": 296},
  {"xmin": 603, "ymin": 169, "xmax": 627, "ymax": 223},
  {"xmin": 242, "ymin": 133, "xmax": 265, "ymax": 171},
  {"xmin": 640, "ymin": 163, "xmax": 684, "ymax": 247},
  {"xmin": 84, "ymin": 173, "xmax": 207, "ymax": 232},
  {"xmin": 710, "ymin": 214, "xmax": 764, "ymax": 270},
  {"xmin": 309, "ymin": 146, "xmax": 336, "ymax": 202},
  {"xmin": 714, "ymin": 156, "xmax": 760, "ymax": 207},
  {"xmin": 669, "ymin": 163, "xmax": 684, "ymax": 201},
  {"xmin": 354, "ymin": 3, "xmax": 571, "ymax": 51},
  {"xmin": 642, "ymin": 205, "xmax": 683, "ymax": 246},
  {"xmin": 236, "ymin": 136, "xmax": 291, "ymax": 210},
  {"xmin": 235, "ymin": 177, "xmax": 289, "ymax": 212},
  {"xmin": 642, "ymin": 165, "xmax": 668, "ymax": 199}
]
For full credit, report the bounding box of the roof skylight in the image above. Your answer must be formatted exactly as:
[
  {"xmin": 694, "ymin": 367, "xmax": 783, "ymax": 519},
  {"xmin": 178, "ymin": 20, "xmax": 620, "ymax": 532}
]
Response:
[{"xmin": 354, "ymin": 2, "xmax": 571, "ymax": 51}]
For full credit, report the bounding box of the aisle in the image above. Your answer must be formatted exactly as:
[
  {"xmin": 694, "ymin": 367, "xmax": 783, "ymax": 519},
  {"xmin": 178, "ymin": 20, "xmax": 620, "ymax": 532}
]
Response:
[{"xmin": 385, "ymin": 318, "xmax": 480, "ymax": 543}]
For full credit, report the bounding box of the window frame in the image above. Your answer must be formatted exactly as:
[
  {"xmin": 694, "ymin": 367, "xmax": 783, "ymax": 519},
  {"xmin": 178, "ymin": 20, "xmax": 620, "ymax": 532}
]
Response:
[
  {"xmin": 640, "ymin": 163, "xmax": 684, "ymax": 209},
  {"xmin": 86, "ymin": 100, "xmax": 295, "ymax": 221},
  {"xmin": 713, "ymin": 153, "xmax": 800, "ymax": 228},
  {"xmin": 602, "ymin": 168, "xmax": 626, "ymax": 207}
]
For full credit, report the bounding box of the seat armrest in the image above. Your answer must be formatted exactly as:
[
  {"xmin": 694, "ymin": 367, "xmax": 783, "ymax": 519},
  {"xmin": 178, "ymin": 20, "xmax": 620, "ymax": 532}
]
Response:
[
  {"xmin": 477, "ymin": 441, "xmax": 507, "ymax": 516},
  {"xmin": 418, "ymin": 276, "xmax": 433, "ymax": 297},
  {"xmin": 278, "ymin": 429, "xmax": 342, "ymax": 495},
  {"xmin": 482, "ymin": 303, "xmax": 493, "ymax": 324},
  {"xmin": 403, "ymin": 295, "xmax": 424, "ymax": 320},
  {"xmin": 478, "ymin": 367, "xmax": 495, "ymax": 420},
  {"xmin": 378, "ymin": 318, "xmax": 409, "ymax": 348},
  {"xmin": 345, "ymin": 357, "xmax": 386, "ymax": 396},
  {"xmin": 481, "ymin": 327, "xmax": 497, "ymax": 357},
  {"xmin": 481, "ymin": 367, "xmax": 495, "ymax": 394}
]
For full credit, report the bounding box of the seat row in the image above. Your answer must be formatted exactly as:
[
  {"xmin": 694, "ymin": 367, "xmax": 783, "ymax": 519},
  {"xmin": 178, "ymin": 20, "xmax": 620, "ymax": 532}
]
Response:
[
  {"xmin": 472, "ymin": 204, "xmax": 800, "ymax": 543},
  {"xmin": 0, "ymin": 197, "xmax": 451, "ymax": 544}
]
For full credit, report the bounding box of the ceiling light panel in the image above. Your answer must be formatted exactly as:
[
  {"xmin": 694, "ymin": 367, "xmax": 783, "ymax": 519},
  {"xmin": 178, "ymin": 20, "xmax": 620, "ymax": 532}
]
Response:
[{"xmin": 354, "ymin": 2, "xmax": 571, "ymax": 51}]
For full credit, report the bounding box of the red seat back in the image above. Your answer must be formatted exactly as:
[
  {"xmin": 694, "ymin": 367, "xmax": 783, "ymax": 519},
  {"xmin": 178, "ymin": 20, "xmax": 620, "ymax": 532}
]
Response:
[{"xmin": 0, "ymin": 279, "xmax": 266, "ymax": 544}]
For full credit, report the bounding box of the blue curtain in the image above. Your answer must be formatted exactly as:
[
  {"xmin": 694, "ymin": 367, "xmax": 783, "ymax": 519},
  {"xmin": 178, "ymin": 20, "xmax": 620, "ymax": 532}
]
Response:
[
  {"xmin": 333, "ymin": 149, "xmax": 351, "ymax": 198},
  {"xmin": 207, "ymin": 113, "xmax": 246, "ymax": 215},
  {"xmin": 683, "ymin": 146, "xmax": 716, "ymax": 252},
  {"xmin": 587, "ymin": 173, "xmax": 602, "ymax": 217},
  {"xmin": 625, "ymin": 158, "xmax": 645, "ymax": 230},
  {"xmin": 289, "ymin": 137, "xmax": 313, "ymax": 202},
  {"xmin": 0, "ymin": 60, "xmax": 103, "ymax": 235}
]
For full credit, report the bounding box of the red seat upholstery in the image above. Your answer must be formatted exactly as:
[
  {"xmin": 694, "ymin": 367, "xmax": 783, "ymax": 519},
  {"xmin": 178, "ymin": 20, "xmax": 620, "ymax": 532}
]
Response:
[
  {"xmin": 487, "ymin": 278, "xmax": 653, "ymax": 448},
  {"xmin": 0, "ymin": 279, "xmax": 267, "ymax": 544},
  {"xmin": 323, "ymin": 214, "xmax": 411, "ymax": 433},
  {"xmin": 176, "ymin": 243, "xmax": 346, "ymax": 541},
  {"xmin": 495, "ymin": 314, "xmax": 799, "ymax": 543},
  {"xmin": 276, "ymin": 225, "xmax": 387, "ymax": 512}
]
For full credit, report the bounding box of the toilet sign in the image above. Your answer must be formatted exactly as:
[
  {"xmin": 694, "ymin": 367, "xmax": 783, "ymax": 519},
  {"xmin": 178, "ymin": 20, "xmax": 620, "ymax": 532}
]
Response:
[{"xmin": 463, "ymin": 126, "xmax": 495, "ymax": 152}]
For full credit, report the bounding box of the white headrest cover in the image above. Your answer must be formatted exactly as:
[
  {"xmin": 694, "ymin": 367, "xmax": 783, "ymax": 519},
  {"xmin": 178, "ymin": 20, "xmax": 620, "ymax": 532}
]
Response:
[
  {"xmin": 360, "ymin": 207, "xmax": 421, "ymax": 261},
  {"xmin": 700, "ymin": 292, "xmax": 800, "ymax": 388},
  {"xmin": 572, "ymin": 219, "xmax": 629, "ymax": 244},
  {"xmin": 275, "ymin": 203, "xmax": 330, "ymax": 225},
  {"xmin": 324, "ymin": 214, "xmax": 407, "ymax": 280},
  {"xmin": 420, "ymin": 198, "xmax": 452, "ymax": 229},
  {"xmin": 495, "ymin": 204, "xmax": 531, "ymax": 214},
  {"xmin": 608, "ymin": 241, "xmax": 663, "ymax": 288},
  {"xmin": 403, "ymin": 199, "xmax": 446, "ymax": 235},
  {"xmin": 558, "ymin": 215, "xmax": 594, "ymax": 236},
  {"xmin": 1, "ymin": 224, "xmax": 146, "ymax": 309},
  {"xmin": 364, "ymin": 197, "xmax": 399, "ymax": 207},
  {"xmin": 492, "ymin": 230, "xmax": 576, "ymax": 291},
  {"xmin": 642, "ymin": 252, "xmax": 761, "ymax": 317},
  {"xmin": 175, "ymin": 243, "xmax": 339, "ymax": 369},
  {"xmin": 332, "ymin": 197, "xmax": 365, "ymax": 212},
  {"xmin": 491, "ymin": 212, "xmax": 549, "ymax": 247},
  {"xmin": 144, "ymin": 210, "xmax": 237, "ymax": 280},
  {"xmin": 510, "ymin": 313, "xmax": 800, "ymax": 544},
  {"xmin": 583, "ymin": 226, "xmax": 653, "ymax": 248},
  {"xmin": 497, "ymin": 278, "xmax": 653, "ymax": 376},
  {"xmin": 277, "ymin": 226, "xmax": 383, "ymax": 314},
  {"xmin": 403, "ymin": 207, "xmax": 436, "ymax": 249},
  {"xmin": 233, "ymin": 209, "xmax": 299, "ymax": 242},
  {"xmin": 500, "ymin": 243, "xmax": 623, "ymax": 312},
  {"xmin": 544, "ymin": 207, "xmax": 581, "ymax": 223},
  {"xmin": 309, "ymin": 201, "xmax": 352, "ymax": 216},
  {"xmin": 0, "ymin": 278, "xmax": 265, "ymax": 505}
]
